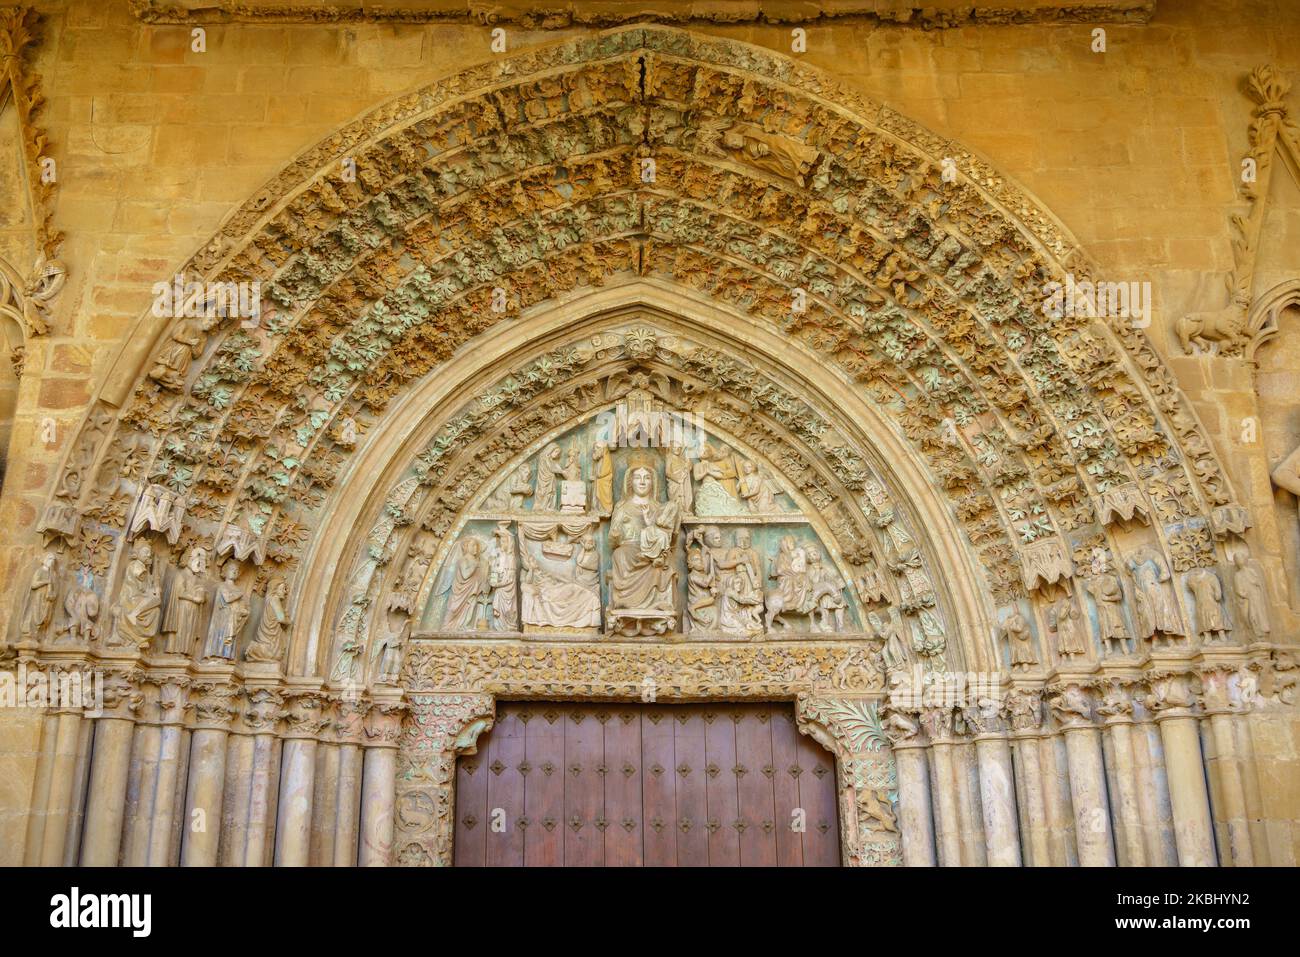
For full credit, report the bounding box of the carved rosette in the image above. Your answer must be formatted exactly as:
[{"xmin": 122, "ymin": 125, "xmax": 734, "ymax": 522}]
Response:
[{"xmin": 395, "ymin": 693, "xmax": 495, "ymax": 867}]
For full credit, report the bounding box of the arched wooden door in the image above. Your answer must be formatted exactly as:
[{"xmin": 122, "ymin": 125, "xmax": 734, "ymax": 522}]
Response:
[{"xmin": 453, "ymin": 702, "xmax": 840, "ymax": 866}]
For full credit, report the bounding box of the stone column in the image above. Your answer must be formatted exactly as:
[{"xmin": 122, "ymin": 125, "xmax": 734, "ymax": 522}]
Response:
[
  {"xmin": 1129, "ymin": 710, "xmax": 1176, "ymax": 865},
  {"xmin": 331, "ymin": 700, "xmax": 368, "ymax": 867},
  {"xmin": 275, "ymin": 691, "xmax": 327, "ymax": 866},
  {"xmin": 179, "ymin": 677, "xmax": 238, "ymax": 867},
  {"xmin": 966, "ymin": 696, "xmax": 1020, "ymax": 867},
  {"xmin": 80, "ymin": 670, "xmax": 143, "ymax": 865},
  {"xmin": 120, "ymin": 681, "xmax": 163, "ymax": 867},
  {"xmin": 146, "ymin": 679, "xmax": 191, "ymax": 865},
  {"xmin": 359, "ymin": 702, "xmax": 404, "ymax": 867},
  {"xmin": 39, "ymin": 705, "xmax": 85, "ymax": 865},
  {"xmin": 920, "ymin": 708, "xmax": 963, "ymax": 867},
  {"xmin": 1006, "ymin": 689, "xmax": 1050, "ymax": 866},
  {"xmin": 62, "ymin": 716, "xmax": 95, "ymax": 865},
  {"xmin": 22, "ymin": 711, "xmax": 59, "ymax": 865},
  {"xmin": 1199, "ymin": 666, "xmax": 1254, "ymax": 866},
  {"xmin": 954, "ymin": 737, "xmax": 987, "ymax": 865},
  {"xmin": 238, "ymin": 687, "xmax": 284, "ymax": 866},
  {"xmin": 1096, "ymin": 681, "xmax": 1146, "ymax": 867},
  {"xmin": 1039, "ymin": 731, "xmax": 1078, "ymax": 865},
  {"xmin": 882, "ymin": 709, "xmax": 935, "ymax": 866},
  {"xmin": 1050, "ymin": 683, "xmax": 1115, "ymax": 866},
  {"xmin": 309, "ymin": 727, "xmax": 342, "ymax": 866},
  {"xmin": 1148, "ymin": 673, "xmax": 1217, "ymax": 866}
]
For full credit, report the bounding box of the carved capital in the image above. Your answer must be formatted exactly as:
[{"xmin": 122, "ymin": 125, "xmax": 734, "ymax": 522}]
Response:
[
  {"xmin": 1146, "ymin": 672, "xmax": 1200, "ymax": 720},
  {"xmin": 1005, "ymin": 689, "xmax": 1043, "ymax": 733},
  {"xmin": 1047, "ymin": 682, "xmax": 1095, "ymax": 730}
]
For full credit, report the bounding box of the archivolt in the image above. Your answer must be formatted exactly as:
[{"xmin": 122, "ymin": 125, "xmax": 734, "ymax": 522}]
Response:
[{"xmin": 35, "ymin": 25, "xmax": 1243, "ymax": 677}]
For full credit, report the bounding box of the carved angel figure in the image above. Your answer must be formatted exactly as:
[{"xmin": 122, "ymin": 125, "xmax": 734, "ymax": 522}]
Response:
[{"xmin": 438, "ymin": 538, "xmax": 492, "ymax": 631}]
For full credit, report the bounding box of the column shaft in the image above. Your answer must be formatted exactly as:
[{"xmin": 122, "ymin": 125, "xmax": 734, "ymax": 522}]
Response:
[
  {"xmin": 180, "ymin": 727, "xmax": 230, "ymax": 866},
  {"xmin": 40, "ymin": 712, "xmax": 83, "ymax": 865},
  {"xmin": 359, "ymin": 746, "xmax": 396, "ymax": 867},
  {"xmin": 1062, "ymin": 726, "xmax": 1116, "ymax": 866},
  {"xmin": 892, "ymin": 746, "xmax": 936, "ymax": 866},
  {"xmin": 974, "ymin": 736, "xmax": 1021, "ymax": 866},
  {"xmin": 1158, "ymin": 714, "xmax": 1217, "ymax": 866},
  {"xmin": 1101, "ymin": 722, "xmax": 1146, "ymax": 867},
  {"xmin": 80, "ymin": 717, "xmax": 136, "ymax": 865},
  {"xmin": 274, "ymin": 738, "xmax": 318, "ymax": 866},
  {"xmin": 333, "ymin": 744, "xmax": 363, "ymax": 867}
]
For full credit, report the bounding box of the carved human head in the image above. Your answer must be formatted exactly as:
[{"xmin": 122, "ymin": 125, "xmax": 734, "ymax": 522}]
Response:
[
  {"xmin": 628, "ymin": 466, "xmax": 654, "ymax": 498},
  {"xmin": 735, "ymin": 529, "xmax": 751, "ymax": 547},
  {"xmin": 188, "ymin": 546, "xmax": 208, "ymax": 573},
  {"xmin": 222, "ymin": 562, "xmax": 239, "ymax": 582},
  {"xmin": 132, "ymin": 541, "xmax": 153, "ymax": 564}
]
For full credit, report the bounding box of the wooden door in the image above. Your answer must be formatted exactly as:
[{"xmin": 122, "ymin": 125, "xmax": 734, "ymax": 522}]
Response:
[{"xmin": 453, "ymin": 702, "xmax": 840, "ymax": 866}]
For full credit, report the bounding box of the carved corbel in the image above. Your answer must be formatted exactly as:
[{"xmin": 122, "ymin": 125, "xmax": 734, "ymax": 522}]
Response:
[
  {"xmin": 128, "ymin": 483, "xmax": 188, "ymax": 545},
  {"xmin": 215, "ymin": 522, "xmax": 266, "ymax": 565},
  {"xmin": 1097, "ymin": 483, "xmax": 1150, "ymax": 527},
  {"xmin": 1020, "ymin": 538, "xmax": 1074, "ymax": 592}
]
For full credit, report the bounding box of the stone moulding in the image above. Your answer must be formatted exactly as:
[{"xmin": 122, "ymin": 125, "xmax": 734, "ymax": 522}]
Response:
[{"xmin": 129, "ymin": 0, "xmax": 1157, "ymax": 28}]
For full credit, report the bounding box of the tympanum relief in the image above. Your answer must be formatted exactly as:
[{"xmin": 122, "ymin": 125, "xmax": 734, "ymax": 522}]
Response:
[{"xmin": 423, "ymin": 397, "xmax": 862, "ymax": 642}]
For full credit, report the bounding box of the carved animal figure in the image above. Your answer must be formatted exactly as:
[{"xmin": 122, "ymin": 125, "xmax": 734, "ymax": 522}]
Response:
[{"xmin": 1175, "ymin": 303, "xmax": 1247, "ymax": 355}]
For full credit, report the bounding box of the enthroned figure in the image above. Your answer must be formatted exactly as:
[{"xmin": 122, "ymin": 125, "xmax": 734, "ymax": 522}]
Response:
[{"xmin": 607, "ymin": 455, "xmax": 679, "ymax": 636}]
